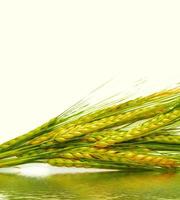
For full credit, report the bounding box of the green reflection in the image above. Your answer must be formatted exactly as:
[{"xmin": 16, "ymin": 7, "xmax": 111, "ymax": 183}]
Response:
[{"xmin": 0, "ymin": 171, "xmax": 179, "ymax": 200}]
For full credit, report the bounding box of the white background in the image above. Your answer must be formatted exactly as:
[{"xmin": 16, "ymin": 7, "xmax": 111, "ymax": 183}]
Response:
[{"xmin": 0, "ymin": 0, "xmax": 179, "ymax": 144}]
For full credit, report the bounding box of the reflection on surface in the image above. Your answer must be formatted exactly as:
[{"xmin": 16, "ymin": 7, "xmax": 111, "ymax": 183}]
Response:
[{"xmin": 0, "ymin": 171, "xmax": 179, "ymax": 200}]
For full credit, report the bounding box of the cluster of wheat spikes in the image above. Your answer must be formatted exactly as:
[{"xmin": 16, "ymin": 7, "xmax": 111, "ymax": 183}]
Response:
[{"xmin": 0, "ymin": 83, "xmax": 179, "ymax": 171}]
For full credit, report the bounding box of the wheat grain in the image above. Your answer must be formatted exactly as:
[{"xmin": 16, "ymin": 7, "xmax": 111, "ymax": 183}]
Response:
[
  {"xmin": 141, "ymin": 134, "xmax": 180, "ymax": 144},
  {"xmin": 58, "ymin": 147, "xmax": 178, "ymax": 169},
  {"xmin": 55, "ymin": 103, "xmax": 174, "ymax": 143},
  {"xmin": 95, "ymin": 108, "xmax": 180, "ymax": 147},
  {"xmin": 27, "ymin": 87, "xmax": 180, "ymax": 146}
]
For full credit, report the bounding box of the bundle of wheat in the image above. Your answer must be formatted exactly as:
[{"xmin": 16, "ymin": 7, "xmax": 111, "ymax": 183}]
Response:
[{"xmin": 0, "ymin": 82, "xmax": 179, "ymax": 171}]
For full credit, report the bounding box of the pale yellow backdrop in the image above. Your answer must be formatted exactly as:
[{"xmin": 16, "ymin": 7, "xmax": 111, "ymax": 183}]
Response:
[{"xmin": 0, "ymin": 0, "xmax": 179, "ymax": 143}]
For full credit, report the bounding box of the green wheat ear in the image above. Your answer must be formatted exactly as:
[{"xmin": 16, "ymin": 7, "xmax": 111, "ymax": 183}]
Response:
[
  {"xmin": 94, "ymin": 107, "xmax": 180, "ymax": 147},
  {"xmin": 55, "ymin": 100, "xmax": 179, "ymax": 143}
]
